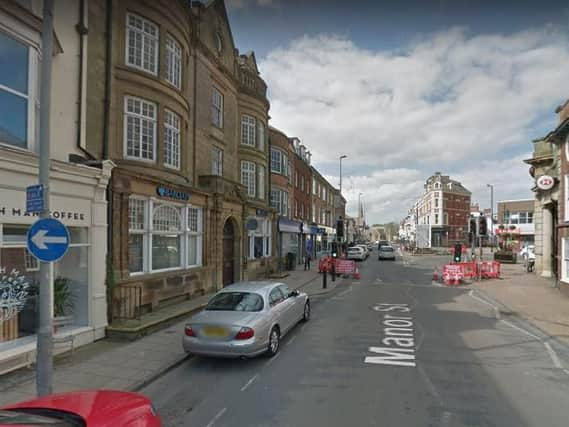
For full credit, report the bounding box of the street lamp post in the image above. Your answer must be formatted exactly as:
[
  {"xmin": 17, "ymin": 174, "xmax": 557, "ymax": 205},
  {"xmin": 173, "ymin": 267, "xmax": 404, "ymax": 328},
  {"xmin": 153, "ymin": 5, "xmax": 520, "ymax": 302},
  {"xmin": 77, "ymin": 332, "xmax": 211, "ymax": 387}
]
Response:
[
  {"xmin": 487, "ymin": 184, "xmax": 494, "ymax": 252},
  {"xmin": 339, "ymin": 155, "xmax": 347, "ymax": 194},
  {"xmin": 358, "ymin": 192, "xmax": 363, "ymax": 240}
]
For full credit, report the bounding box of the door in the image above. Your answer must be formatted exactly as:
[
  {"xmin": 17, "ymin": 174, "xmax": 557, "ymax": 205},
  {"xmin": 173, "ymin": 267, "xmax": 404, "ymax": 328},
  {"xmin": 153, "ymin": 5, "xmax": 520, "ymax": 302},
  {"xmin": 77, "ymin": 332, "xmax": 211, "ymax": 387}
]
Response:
[
  {"xmin": 223, "ymin": 220, "xmax": 234, "ymax": 287},
  {"xmin": 277, "ymin": 285, "xmax": 298, "ymax": 332}
]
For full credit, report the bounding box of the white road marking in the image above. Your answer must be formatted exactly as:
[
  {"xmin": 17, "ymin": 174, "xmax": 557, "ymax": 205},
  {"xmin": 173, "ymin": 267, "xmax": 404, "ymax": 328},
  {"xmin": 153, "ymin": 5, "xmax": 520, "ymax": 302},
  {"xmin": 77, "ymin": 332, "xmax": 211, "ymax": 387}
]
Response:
[
  {"xmin": 500, "ymin": 319, "xmax": 541, "ymax": 340},
  {"xmin": 205, "ymin": 407, "xmax": 227, "ymax": 427},
  {"xmin": 418, "ymin": 364, "xmax": 452, "ymax": 426},
  {"xmin": 240, "ymin": 374, "xmax": 259, "ymax": 392},
  {"xmin": 544, "ymin": 342, "xmax": 564, "ymax": 369},
  {"xmin": 285, "ymin": 335, "xmax": 297, "ymax": 346},
  {"xmin": 469, "ymin": 290, "xmax": 501, "ymax": 319},
  {"xmin": 265, "ymin": 352, "xmax": 281, "ymax": 366}
]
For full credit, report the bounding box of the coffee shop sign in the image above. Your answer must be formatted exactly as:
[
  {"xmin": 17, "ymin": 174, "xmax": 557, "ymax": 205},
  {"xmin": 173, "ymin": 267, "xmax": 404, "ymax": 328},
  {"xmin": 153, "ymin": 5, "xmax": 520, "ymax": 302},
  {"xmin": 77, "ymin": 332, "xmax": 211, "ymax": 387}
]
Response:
[
  {"xmin": 0, "ymin": 207, "xmax": 85, "ymax": 221},
  {"xmin": 536, "ymin": 175, "xmax": 555, "ymax": 191}
]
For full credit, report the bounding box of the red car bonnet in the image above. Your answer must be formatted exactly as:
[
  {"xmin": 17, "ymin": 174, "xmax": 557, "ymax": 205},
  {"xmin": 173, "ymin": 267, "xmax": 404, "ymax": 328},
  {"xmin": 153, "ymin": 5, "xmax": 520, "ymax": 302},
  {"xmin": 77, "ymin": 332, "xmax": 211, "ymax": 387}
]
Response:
[{"xmin": 3, "ymin": 390, "xmax": 160, "ymax": 427}]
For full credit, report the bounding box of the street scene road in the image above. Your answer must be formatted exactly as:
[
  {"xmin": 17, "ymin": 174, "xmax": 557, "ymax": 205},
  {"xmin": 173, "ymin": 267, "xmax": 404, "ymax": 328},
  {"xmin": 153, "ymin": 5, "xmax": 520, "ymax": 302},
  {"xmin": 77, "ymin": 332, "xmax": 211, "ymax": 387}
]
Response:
[{"xmin": 142, "ymin": 248, "xmax": 569, "ymax": 427}]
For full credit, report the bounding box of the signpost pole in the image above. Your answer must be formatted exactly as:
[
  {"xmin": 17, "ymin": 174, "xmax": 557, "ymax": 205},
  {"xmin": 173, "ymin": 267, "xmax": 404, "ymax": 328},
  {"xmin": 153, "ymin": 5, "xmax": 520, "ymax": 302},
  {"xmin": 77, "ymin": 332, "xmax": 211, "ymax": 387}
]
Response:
[{"xmin": 37, "ymin": 0, "xmax": 54, "ymax": 397}]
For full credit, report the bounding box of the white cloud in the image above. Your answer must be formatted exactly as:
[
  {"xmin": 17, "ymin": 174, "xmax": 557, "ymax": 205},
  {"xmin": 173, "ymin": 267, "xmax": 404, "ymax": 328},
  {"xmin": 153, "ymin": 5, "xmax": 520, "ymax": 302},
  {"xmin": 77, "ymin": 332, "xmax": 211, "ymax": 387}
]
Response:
[{"xmin": 260, "ymin": 28, "xmax": 569, "ymax": 223}]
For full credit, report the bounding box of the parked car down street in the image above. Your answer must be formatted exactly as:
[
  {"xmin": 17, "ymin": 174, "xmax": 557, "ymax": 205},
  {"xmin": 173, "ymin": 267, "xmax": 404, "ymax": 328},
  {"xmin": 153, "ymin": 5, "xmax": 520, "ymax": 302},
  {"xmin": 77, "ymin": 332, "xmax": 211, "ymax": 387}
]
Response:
[
  {"xmin": 183, "ymin": 282, "xmax": 310, "ymax": 358},
  {"xmin": 347, "ymin": 246, "xmax": 366, "ymax": 261},
  {"xmin": 378, "ymin": 245, "xmax": 396, "ymax": 260},
  {"xmin": 0, "ymin": 390, "xmax": 161, "ymax": 427}
]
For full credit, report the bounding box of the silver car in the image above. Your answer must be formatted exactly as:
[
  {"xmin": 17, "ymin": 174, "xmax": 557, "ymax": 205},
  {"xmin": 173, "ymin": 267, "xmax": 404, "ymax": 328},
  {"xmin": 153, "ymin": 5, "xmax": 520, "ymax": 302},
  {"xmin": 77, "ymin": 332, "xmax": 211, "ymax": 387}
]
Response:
[
  {"xmin": 378, "ymin": 245, "xmax": 396, "ymax": 260},
  {"xmin": 182, "ymin": 282, "xmax": 310, "ymax": 358}
]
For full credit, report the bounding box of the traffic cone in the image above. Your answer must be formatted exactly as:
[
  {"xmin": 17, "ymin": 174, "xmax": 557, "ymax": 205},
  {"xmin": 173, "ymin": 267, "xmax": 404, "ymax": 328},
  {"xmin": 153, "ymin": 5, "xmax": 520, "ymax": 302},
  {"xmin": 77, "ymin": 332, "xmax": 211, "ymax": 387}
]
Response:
[
  {"xmin": 432, "ymin": 267, "xmax": 439, "ymax": 282},
  {"xmin": 354, "ymin": 267, "xmax": 361, "ymax": 280}
]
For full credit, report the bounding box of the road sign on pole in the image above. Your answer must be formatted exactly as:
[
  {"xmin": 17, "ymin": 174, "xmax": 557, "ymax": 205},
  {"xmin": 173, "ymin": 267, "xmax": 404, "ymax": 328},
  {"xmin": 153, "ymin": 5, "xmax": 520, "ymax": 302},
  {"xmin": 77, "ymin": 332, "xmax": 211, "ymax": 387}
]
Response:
[
  {"xmin": 27, "ymin": 218, "xmax": 70, "ymax": 263},
  {"xmin": 26, "ymin": 184, "xmax": 44, "ymax": 214},
  {"xmin": 37, "ymin": 0, "xmax": 55, "ymax": 397}
]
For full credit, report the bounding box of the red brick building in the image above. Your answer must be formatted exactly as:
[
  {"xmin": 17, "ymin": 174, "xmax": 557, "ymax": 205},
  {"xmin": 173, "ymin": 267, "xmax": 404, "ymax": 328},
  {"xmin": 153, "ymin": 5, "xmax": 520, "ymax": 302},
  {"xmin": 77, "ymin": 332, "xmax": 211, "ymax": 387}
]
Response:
[{"xmin": 418, "ymin": 172, "xmax": 471, "ymax": 246}]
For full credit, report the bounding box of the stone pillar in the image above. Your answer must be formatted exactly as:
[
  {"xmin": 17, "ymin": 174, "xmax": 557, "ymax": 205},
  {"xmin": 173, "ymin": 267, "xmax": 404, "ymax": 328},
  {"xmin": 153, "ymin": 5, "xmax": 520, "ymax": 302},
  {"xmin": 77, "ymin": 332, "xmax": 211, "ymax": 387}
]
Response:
[{"xmin": 542, "ymin": 206, "xmax": 553, "ymax": 278}]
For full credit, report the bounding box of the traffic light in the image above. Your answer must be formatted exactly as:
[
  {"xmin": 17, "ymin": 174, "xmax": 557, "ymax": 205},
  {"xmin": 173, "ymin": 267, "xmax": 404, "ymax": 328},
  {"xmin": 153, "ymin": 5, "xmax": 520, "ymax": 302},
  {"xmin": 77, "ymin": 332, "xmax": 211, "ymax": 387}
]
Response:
[
  {"xmin": 336, "ymin": 219, "xmax": 344, "ymax": 238},
  {"xmin": 331, "ymin": 242, "xmax": 338, "ymax": 258},
  {"xmin": 469, "ymin": 217, "xmax": 478, "ymax": 236},
  {"xmin": 478, "ymin": 216, "xmax": 487, "ymax": 236},
  {"xmin": 453, "ymin": 243, "xmax": 462, "ymax": 263}
]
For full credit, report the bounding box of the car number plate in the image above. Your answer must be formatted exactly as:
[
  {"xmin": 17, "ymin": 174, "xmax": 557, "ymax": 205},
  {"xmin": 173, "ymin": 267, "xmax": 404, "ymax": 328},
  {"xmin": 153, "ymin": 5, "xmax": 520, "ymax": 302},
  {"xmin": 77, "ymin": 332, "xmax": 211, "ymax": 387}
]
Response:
[{"xmin": 202, "ymin": 326, "xmax": 228, "ymax": 338}]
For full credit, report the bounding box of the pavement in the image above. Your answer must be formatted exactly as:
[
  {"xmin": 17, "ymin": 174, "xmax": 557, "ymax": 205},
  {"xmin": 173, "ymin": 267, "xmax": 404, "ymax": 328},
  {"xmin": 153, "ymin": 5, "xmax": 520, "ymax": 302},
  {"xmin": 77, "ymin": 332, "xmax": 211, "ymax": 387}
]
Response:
[
  {"xmin": 0, "ymin": 267, "xmax": 340, "ymax": 407},
  {"xmin": 139, "ymin": 250, "xmax": 569, "ymax": 427},
  {"xmin": 472, "ymin": 263, "xmax": 569, "ymax": 346}
]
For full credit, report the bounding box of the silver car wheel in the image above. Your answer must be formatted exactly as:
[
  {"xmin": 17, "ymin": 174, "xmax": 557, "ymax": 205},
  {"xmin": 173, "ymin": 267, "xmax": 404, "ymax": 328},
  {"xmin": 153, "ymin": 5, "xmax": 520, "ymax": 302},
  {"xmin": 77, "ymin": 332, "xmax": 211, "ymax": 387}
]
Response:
[
  {"xmin": 302, "ymin": 301, "xmax": 311, "ymax": 322},
  {"xmin": 267, "ymin": 327, "xmax": 280, "ymax": 357}
]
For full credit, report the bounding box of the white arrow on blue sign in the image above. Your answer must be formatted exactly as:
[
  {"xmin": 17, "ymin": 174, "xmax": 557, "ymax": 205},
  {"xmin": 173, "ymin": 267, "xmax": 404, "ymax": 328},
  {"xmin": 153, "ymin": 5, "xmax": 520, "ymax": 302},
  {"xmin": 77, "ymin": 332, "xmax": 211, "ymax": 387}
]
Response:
[{"xmin": 27, "ymin": 218, "xmax": 70, "ymax": 262}]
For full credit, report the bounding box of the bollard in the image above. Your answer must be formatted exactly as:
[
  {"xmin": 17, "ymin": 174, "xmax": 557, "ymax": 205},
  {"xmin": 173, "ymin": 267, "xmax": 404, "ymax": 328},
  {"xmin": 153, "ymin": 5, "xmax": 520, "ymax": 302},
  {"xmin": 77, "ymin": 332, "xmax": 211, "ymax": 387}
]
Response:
[
  {"xmin": 322, "ymin": 269, "xmax": 327, "ymax": 289},
  {"xmin": 331, "ymin": 261, "xmax": 336, "ymax": 282}
]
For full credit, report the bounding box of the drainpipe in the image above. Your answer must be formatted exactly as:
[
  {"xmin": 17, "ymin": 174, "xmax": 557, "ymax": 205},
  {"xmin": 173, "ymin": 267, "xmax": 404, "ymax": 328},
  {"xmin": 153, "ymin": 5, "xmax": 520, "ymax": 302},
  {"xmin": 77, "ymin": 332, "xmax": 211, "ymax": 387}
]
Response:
[
  {"xmin": 102, "ymin": 0, "xmax": 113, "ymax": 160},
  {"xmin": 75, "ymin": 0, "xmax": 94, "ymax": 160},
  {"xmin": 103, "ymin": 0, "xmax": 115, "ymax": 312}
]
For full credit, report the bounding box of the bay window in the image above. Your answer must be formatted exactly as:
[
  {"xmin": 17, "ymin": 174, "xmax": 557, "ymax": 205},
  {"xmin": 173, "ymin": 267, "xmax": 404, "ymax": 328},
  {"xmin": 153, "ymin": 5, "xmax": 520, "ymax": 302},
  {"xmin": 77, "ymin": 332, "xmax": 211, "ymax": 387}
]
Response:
[
  {"xmin": 270, "ymin": 148, "xmax": 282, "ymax": 173},
  {"xmin": 164, "ymin": 109, "xmax": 180, "ymax": 169},
  {"xmin": 124, "ymin": 96, "xmax": 156, "ymax": 161},
  {"xmin": 165, "ymin": 35, "xmax": 182, "ymax": 89},
  {"xmin": 126, "ymin": 13, "xmax": 158, "ymax": 75},
  {"xmin": 258, "ymin": 165, "xmax": 265, "ymax": 199},
  {"xmin": 270, "ymin": 188, "xmax": 288, "ymax": 217},
  {"xmin": 128, "ymin": 197, "xmax": 203, "ymax": 274},
  {"xmin": 258, "ymin": 122, "xmax": 265, "ymax": 151},
  {"xmin": 241, "ymin": 115, "xmax": 256, "ymax": 146},
  {"xmin": 241, "ymin": 161, "xmax": 256, "ymax": 197}
]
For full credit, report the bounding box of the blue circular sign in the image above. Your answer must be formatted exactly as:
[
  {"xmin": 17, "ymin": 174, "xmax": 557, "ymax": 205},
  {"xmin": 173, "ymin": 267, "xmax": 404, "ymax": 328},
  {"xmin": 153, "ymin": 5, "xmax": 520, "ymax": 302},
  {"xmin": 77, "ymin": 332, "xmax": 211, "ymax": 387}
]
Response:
[{"xmin": 26, "ymin": 218, "xmax": 70, "ymax": 262}]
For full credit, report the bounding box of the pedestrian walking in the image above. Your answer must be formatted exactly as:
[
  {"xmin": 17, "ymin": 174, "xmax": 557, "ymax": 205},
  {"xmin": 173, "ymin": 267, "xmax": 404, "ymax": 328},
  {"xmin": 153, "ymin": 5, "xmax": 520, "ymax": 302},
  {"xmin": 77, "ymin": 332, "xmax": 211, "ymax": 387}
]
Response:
[{"xmin": 304, "ymin": 254, "xmax": 311, "ymax": 270}]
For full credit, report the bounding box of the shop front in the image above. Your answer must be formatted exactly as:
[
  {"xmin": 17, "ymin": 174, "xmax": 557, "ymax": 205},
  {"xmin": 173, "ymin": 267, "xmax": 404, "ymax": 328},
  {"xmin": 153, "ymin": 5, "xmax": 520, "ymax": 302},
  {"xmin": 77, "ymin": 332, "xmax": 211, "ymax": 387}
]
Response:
[
  {"xmin": 0, "ymin": 157, "xmax": 113, "ymax": 374},
  {"xmin": 278, "ymin": 217, "xmax": 302, "ymax": 270},
  {"xmin": 110, "ymin": 169, "xmax": 211, "ymax": 318},
  {"xmin": 243, "ymin": 207, "xmax": 274, "ymax": 280}
]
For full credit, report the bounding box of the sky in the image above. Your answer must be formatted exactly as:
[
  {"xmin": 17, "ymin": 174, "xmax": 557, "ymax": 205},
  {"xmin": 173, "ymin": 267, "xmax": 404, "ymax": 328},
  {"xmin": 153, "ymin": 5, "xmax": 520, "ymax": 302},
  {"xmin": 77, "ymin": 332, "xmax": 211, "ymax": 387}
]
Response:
[{"xmin": 226, "ymin": 0, "xmax": 569, "ymax": 224}]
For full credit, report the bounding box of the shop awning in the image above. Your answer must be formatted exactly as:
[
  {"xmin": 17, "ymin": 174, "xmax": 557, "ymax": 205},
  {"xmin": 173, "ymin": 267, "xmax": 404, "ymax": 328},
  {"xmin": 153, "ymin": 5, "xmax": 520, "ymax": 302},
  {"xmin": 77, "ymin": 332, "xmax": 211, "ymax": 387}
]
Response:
[{"xmin": 278, "ymin": 217, "xmax": 302, "ymax": 233}]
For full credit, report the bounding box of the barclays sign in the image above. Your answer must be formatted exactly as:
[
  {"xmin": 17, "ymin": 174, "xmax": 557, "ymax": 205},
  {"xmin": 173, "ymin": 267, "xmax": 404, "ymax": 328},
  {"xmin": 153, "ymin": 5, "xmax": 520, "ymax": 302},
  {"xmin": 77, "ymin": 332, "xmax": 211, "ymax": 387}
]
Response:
[{"xmin": 156, "ymin": 186, "xmax": 190, "ymax": 201}]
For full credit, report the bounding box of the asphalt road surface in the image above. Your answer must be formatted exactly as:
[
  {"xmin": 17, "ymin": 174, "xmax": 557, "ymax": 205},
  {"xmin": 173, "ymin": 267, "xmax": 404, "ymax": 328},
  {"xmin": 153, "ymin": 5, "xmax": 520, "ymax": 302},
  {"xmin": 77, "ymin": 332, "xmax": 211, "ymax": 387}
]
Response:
[{"xmin": 142, "ymin": 249, "xmax": 569, "ymax": 427}]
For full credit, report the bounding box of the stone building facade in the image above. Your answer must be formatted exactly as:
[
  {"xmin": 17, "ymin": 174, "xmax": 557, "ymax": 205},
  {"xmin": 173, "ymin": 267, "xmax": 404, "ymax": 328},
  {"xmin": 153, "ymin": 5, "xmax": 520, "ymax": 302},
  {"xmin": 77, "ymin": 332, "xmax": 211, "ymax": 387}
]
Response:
[
  {"xmin": 85, "ymin": 0, "xmax": 273, "ymax": 318},
  {"xmin": 525, "ymin": 120, "xmax": 562, "ymax": 279},
  {"xmin": 526, "ymin": 102, "xmax": 566, "ymax": 281}
]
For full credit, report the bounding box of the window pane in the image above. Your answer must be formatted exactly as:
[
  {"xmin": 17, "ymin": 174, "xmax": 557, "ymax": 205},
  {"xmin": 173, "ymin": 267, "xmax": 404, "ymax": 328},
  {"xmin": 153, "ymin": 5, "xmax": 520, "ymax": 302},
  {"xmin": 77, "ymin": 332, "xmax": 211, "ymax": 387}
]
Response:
[
  {"xmin": 152, "ymin": 235, "xmax": 180, "ymax": 270},
  {"xmin": 188, "ymin": 207, "xmax": 199, "ymax": 232},
  {"xmin": 68, "ymin": 227, "xmax": 88, "ymax": 244},
  {"xmin": 0, "ymin": 31, "xmax": 28, "ymax": 94},
  {"xmin": 153, "ymin": 205, "xmax": 181, "ymax": 231},
  {"xmin": 2, "ymin": 225, "xmax": 27, "ymax": 244},
  {"xmin": 0, "ymin": 90, "xmax": 27, "ymax": 148},
  {"xmin": 128, "ymin": 234, "xmax": 144, "ymax": 273},
  {"xmin": 188, "ymin": 235, "xmax": 198, "ymax": 266},
  {"xmin": 254, "ymin": 236, "xmax": 263, "ymax": 258},
  {"xmin": 129, "ymin": 198, "xmax": 146, "ymax": 230}
]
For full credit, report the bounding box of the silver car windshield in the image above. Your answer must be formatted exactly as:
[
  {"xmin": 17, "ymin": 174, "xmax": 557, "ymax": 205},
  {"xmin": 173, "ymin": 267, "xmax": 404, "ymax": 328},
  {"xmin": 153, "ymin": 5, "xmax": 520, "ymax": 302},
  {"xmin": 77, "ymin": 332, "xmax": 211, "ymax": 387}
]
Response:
[{"xmin": 205, "ymin": 292, "xmax": 264, "ymax": 312}]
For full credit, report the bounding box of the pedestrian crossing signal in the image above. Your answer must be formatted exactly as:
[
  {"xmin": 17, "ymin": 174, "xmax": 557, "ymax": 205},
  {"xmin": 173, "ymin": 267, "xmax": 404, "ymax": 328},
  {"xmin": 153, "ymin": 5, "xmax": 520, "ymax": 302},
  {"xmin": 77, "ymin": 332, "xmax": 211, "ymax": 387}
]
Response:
[{"xmin": 453, "ymin": 243, "xmax": 462, "ymax": 262}]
